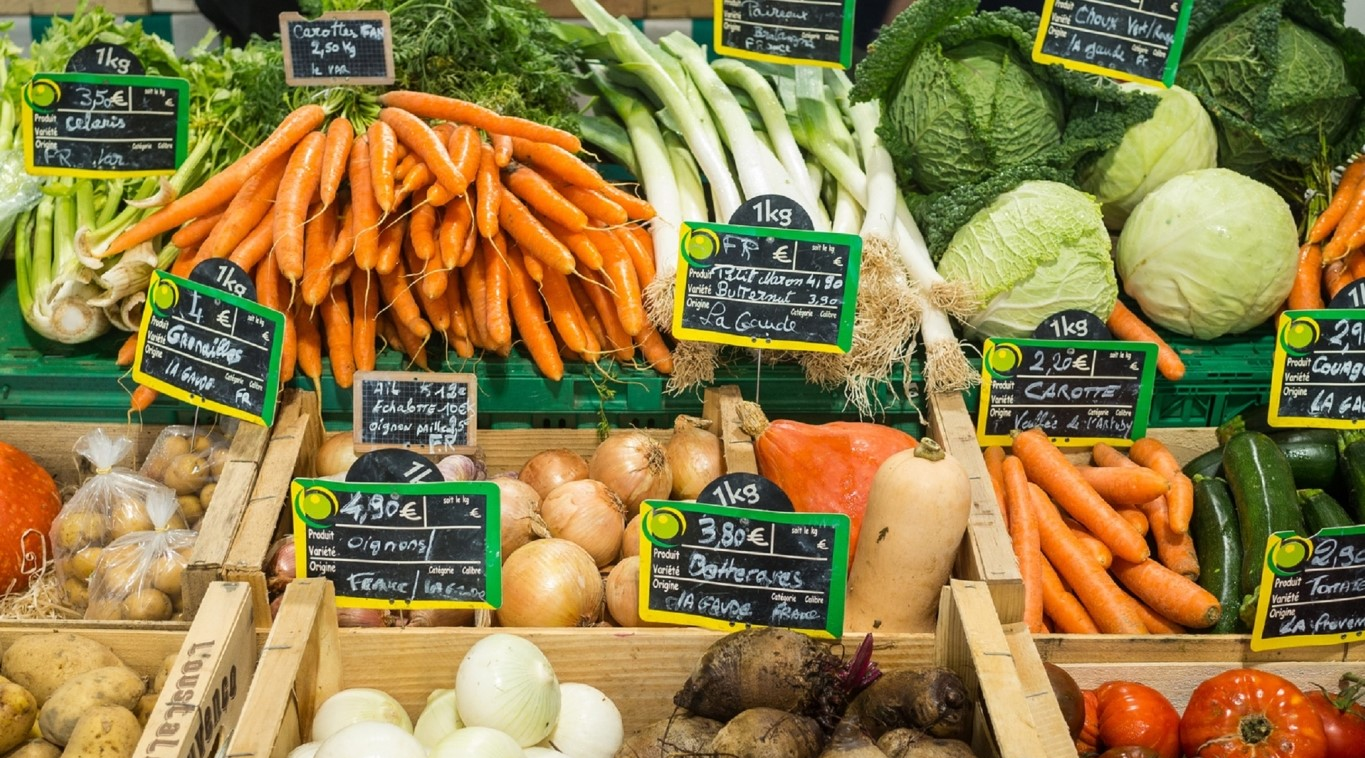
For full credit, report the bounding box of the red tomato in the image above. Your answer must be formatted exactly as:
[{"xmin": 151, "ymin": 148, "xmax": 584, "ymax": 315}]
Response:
[
  {"xmin": 1306, "ymin": 689, "xmax": 1365, "ymax": 758},
  {"xmin": 1095, "ymin": 682, "xmax": 1182, "ymax": 758},
  {"xmin": 1180, "ymin": 669, "xmax": 1326, "ymax": 758}
]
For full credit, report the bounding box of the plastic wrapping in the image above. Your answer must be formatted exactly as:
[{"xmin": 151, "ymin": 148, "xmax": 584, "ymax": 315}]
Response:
[
  {"xmin": 0, "ymin": 150, "xmax": 42, "ymax": 249},
  {"xmin": 49, "ymin": 429, "xmax": 186, "ymax": 612},
  {"xmin": 139, "ymin": 425, "xmax": 232, "ymax": 528},
  {"xmin": 85, "ymin": 487, "xmax": 196, "ymax": 621}
]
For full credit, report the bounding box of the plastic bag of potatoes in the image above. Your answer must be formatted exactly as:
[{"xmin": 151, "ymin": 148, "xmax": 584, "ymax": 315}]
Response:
[
  {"xmin": 49, "ymin": 430, "xmax": 190, "ymax": 613},
  {"xmin": 138, "ymin": 425, "xmax": 232, "ymax": 528},
  {"xmin": 84, "ymin": 488, "xmax": 195, "ymax": 621}
]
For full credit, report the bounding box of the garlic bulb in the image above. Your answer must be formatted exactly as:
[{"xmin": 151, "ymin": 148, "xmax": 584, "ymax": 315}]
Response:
[{"xmin": 454, "ymin": 634, "xmax": 561, "ymax": 747}]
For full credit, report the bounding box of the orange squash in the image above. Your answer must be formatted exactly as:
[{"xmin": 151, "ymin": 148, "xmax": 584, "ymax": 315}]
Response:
[
  {"xmin": 0, "ymin": 442, "xmax": 62, "ymax": 594},
  {"xmin": 738, "ymin": 402, "xmax": 917, "ymax": 561}
]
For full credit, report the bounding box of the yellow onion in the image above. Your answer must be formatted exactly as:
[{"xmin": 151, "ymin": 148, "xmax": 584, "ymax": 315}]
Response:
[
  {"xmin": 605, "ymin": 556, "xmax": 656, "ymax": 627},
  {"xmin": 492, "ymin": 476, "xmax": 549, "ymax": 559},
  {"xmin": 589, "ymin": 432, "xmax": 671, "ymax": 515},
  {"xmin": 620, "ymin": 513, "xmax": 643, "ymax": 560},
  {"xmin": 497, "ymin": 539, "xmax": 603, "ymax": 627},
  {"xmin": 519, "ymin": 449, "xmax": 589, "ymax": 499},
  {"xmin": 316, "ymin": 432, "xmax": 359, "ymax": 477},
  {"xmin": 665, "ymin": 416, "xmax": 724, "ymax": 499},
  {"xmin": 540, "ymin": 480, "xmax": 625, "ymax": 568}
]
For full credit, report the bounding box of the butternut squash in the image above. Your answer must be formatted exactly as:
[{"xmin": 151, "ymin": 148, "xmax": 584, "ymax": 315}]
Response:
[{"xmin": 845, "ymin": 439, "xmax": 971, "ymax": 633}]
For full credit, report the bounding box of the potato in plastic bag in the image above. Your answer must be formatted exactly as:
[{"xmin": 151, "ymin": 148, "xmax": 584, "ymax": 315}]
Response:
[
  {"xmin": 139, "ymin": 425, "xmax": 230, "ymax": 527},
  {"xmin": 85, "ymin": 488, "xmax": 195, "ymax": 621},
  {"xmin": 49, "ymin": 430, "xmax": 186, "ymax": 611}
]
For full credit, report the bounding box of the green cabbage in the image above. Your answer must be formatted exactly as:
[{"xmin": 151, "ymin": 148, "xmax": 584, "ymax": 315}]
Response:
[
  {"xmin": 1116, "ymin": 169, "xmax": 1297, "ymax": 340},
  {"xmin": 1079, "ymin": 84, "xmax": 1218, "ymax": 230},
  {"xmin": 937, "ymin": 181, "xmax": 1116, "ymax": 338}
]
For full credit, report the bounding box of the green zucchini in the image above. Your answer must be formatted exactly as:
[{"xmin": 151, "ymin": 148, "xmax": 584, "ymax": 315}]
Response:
[
  {"xmin": 1191, "ymin": 475, "xmax": 1242, "ymax": 633},
  {"xmin": 1269, "ymin": 429, "xmax": 1339, "ymax": 490},
  {"xmin": 1298, "ymin": 489, "xmax": 1353, "ymax": 532},
  {"xmin": 1339, "ymin": 430, "xmax": 1365, "ymax": 521},
  {"xmin": 1222, "ymin": 431, "xmax": 1304, "ymax": 598},
  {"xmin": 1217, "ymin": 405, "xmax": 1273, "ymax": 445},
  {"xmin": 1183, "ymin": 447, "xmax": 1224, "ymax": 480}
]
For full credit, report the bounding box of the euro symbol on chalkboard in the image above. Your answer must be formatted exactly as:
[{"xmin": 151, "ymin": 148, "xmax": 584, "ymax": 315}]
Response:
[
  {"xmin": 747, "ymin": 530, "xmax": 769, "ymax": 547},
  {"xmin": 817, "ymin": 539, "xmax": 829, "ymax": 550},
  {"xmin": 217, "ymin": 311, "xmax": 231, "ymax": 327},
  {"xmin": 471, "ymin": 508, "xmax": 480, "ymax": 518},
  {"xmin": 1073, "ymin": 354, "xmax": 1089, "ymax": 371},
  {"xmin": 774, "ymin": 244, "xmax": 792, "ymax": 264}
]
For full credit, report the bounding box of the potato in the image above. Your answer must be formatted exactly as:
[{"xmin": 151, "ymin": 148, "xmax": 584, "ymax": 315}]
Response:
[
  {"xmin": 68, "ymin": 548, "xmax": 101, "ymax": 582},
  {"xmin": 60, "ymin": 706, "xmax": 139, "ymax": 758},
  {"xmin": 107, "ymin": 503, "xmax": 153, "ymax": 541},
  {"xmin": 162, "ymin": 454, "xmax": 209, "ymax": 496},
  {"xmin": 0, "ymin": 635, "xmax": 122, "ymax": 705},
  {"xmin": 152, "ymin": 655, "xmax": 176, "ymax": 693},
  {"xmin": 148, "ymin": 556, "xmax": 183, "ymax": 600},
  {"xmin": 165, "ymin": 512, "xmax": 188, "ymax": 531},
  {"xmin": 2, "ymin": 740, "xmax": 60, "ymax": 758},
  {"xmin": 51, "ymin": 513, "xmax": 106, "ymax": 553},
  {"xmin": 175, "ymin": 495, "xmax": 204, "ymax": 525},
  {"xmin": 142, "ymin": 435, "xmax": 191, "ymax": 481},
  {"xmin": 0, "ymin": 681, "xmax": 37, "ymax": 753},
  {"xmin": 120, "ymin": 589, "xmax": 173, "ymax": 622},
  {"xmin": 38, "ymin": 667, "xmax": 145, "ymax": 746},
  {"xmin": 206, "ymin": 448, "xmax": 229, "ymax": 478},
  {"xmin": 132, "ymin": 694, "xmax": 158, "ymax": 728}
]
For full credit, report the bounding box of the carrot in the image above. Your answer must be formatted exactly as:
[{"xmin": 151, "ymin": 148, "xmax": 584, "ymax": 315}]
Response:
[
  {"xmin": 394, "ymin": 153, "xmax": 417, "ymax": 183},
  {"xmin": 635, "ymin": 321, "xmax": 674, "ymax": 374},
  {"xmin": 300, "ymin": 201, "xmax": 339, "ymax": 306},
  {"xmin": 439, "ymin": 199, "xmax": 473, "ymax": 269},
  {"xmin": 1140, "ymin": 496, "xmax": 1201, "ymax": 580},
  {"xmin": 476, "ymin": 144, "xmax": 501, "ymax": 239},
  {"xmin": 294, "ymin": 299, "xmax": 324, "ymax": 395},
  {"xmin": 504, "ymin": 164, "xmax": 587, "ymax": 231},
  {"xmin": 226, "ymin": 210, "xmax": 275, "ymax": 272},
  {"xmin": 256, "ymin": 255, "xmax": 295, "ymax": 383},
  {"xmin": 458, "ymin": 202, "xmax": 480, "ymax": 267},
  {"xmin": 169, "ymin": 245, "xmax": 204, "ymax": 278},
  {"xmin": 539, "ymin": 266, "xmax": 592, "ymax": 354},
  {"xmin": 1115, "ymin": 506, "xmax": 1149, "ymax": 537},
  {"xmin": 416, "ymin": 264, "xmax": 452, "ymax": 334},
  {"xmin": 492, "ymin": 133, "xmax": 513, "ymax": 167},
  {"xmin": 426, "ymin": 180, "xmax": 455, "ymax": 207},
  {"xmin": 556, "ymin": 184, "xmax": 627, "ymax": 226},
  {"xmin": 1288, "ymin": 243, "xmax": 1325, "ymax": 310},
  {"xmin": 368, "ymin": 120, "xmax": 399, "ymax": 213},
  {"xmin": 103, "ymin": 104, "xmax": 326, "ymax": 256},
  {"xmin": 412, "ymin": 234, "xmax": 448, "ymax": 302},
  {"xmin": 201, "ymin": 153, "xmax": 289, "ymax": 259},
  {"xmin": 1062, "ymin": 517, "xmax": 1113, "ymax": 569},
  {"xmin": 409, "ymin": 203, "xmax": 439, "ymax": 261},
  {"xmin": 464, "ymin": 246, "xmax": 490, "ymax": 346},
  {"xmin": 505, "ymin": 247, "xmax": 565, "ymax": 381},
  {"xmin": 1308, "ymin": 158, "xmax": 1365, "ymax": 243},
  {"xmin": 482, "ymin": 235, "xmax": 512, "ymax": 349},
  {"xmin": 982, "ymin": 446, "xmax": 1010, "ymax": 530},
  {"xmin": 521, "ymin": 249, "xmax": 545, "ymax": 283},
  {"xmin": 1350, "ymin": 248, "xmax": 1365, "ymax": 280},
  {"xmin": 169, "ymin": 209, "xmax": 225, "ymax": 249},
  {"xmin": 129, "ymin": 385, "xmax": 159, "ymax": 414},
  {"xmin": 510, "ymin": 137, "xmax": 608, "ymax": 192},
  {"xmin": 378, "ymin": 91, "xmax": 581, "ymax": 153},
  {"xmin": 613, "ymin": 225, "xmax": 655, "ymax": 284},
  {"xmin": 498, "ymin": 191, "xmax": 575, "ymax": 275},
  {"xmin": 1110, "ymin": 557, "xmax": 1221, "ymax": 629},
  {"xmin": 375, "ymin": 216, "xmax": 408, "ymax": 276},
  {"xmin": 445, "ymin": 267, "xmax": 470, "ymax": 339},
  {"xmin": 1325, "ymin": 258, "xmax": 1354, "ymax": 299},
  {"xmin": 329, "ymin": 206, "xmax": 355, "ymax": 266},
  {"xmin": 1325, "ymin": 176, "xmax": 1365, "ymax": 261},
  {"xmin": 273, "ymin": 130, "xmax": 327, "ymax": 283},
  {"xmin": 599, "ymin": 229, "xmax": 647, "ymax": 337},
  {"xmin": 1130, "ymin": 437, "xmax": 1193, "ymax": 534},
  {"xmin": 331, "ymin": 258, "xmax": 355, "ymax": 289},
  {"xmin": 390, "ymin": 312, "xmax": 430, "ymax": 370},
  {"xmin": 392, "ymin": 163, "xmax": 433, "ymax": 207},
  {"xmin": 1090, "ymin": 443, "xmax": 1131, "ymax": 469},
  {"xmin": 597, "ymin": 182, "xmax": 657, "ymax": 222},
  {"xmin": 1003, "ymin": 456, "xmax": 1045, "ymax": 633},
  {"xmin": 379, "ymin": 107, "xmax": 470, "ymax": 195},
  {"xmin": 319, "ymin": 117, "xmax": 354, "ymax": 209},
  {"xmin": 346, "ymin": 137, "xmax": 380, "ymax": 272},
  {"xmin": 544, "ymin": 218, "xmax": 603, "ymax": 271},
  {"xmin": 378, "ymin": 260, "xmax": 431, "ymax": 340},
  {"xmin": 445, "ymin": 126, "xmax": 481, "ymax": 196},
  {"xmin": 568, "ymin": 275, "xmax": 609, "ymax": 361},
  {"xmin": 1040, "ymin": 556, "xmax": 1099, "ymax": 634},
  {"xmin": 1106, "ymin": 301, "xmax": 1185, "ymax": 381},
  {"xmin": 350, "ymin": 271, "xmax": 378, "ymax": 372},
  {"xmin": 116, "ymin": 333, "xmax": 139, "ymax": 367},
  {"xmin": 1029, "ymin": 483, "xmax": 1147, "ymax": 635},
  {"xmin": 1134, "ymin": 602, "xmax": 1186, "ymax": 635},
  {"xmin": 582, "ymin": 271, "xmax": 635, "ymax": 360},
  {"xmin": 1012, "ymin": 428, "xmax": 1149, "ymax": 563},
  {"xmin": 320, "ymin": 284, "xmax": 355, "ymax": 389},
  {"xmin": 1075, "ymin": 465, "xmax": 1170, "ymax": 507}
]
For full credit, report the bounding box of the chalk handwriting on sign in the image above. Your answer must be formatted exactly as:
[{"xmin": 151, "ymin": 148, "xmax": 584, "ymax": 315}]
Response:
[
  {"xmin": 1252, "ymin": 527, "xmax": 1365, "ymax": 651},
  {"xmin": 715, "ymin": 0, "xmax": 857, "ymax": 69},
  {"xmin": 1032, "ymin": 0, "xmax": 1194, "ymax": 87},
  {"xmin": 1270, "ymin": 289, "xmax": 1365, "ymax": 429},
  {"xmin": 280, "ymin": 11, "xmax": 395, "ymax": 86},
  {"xmin": 353, "ymin": 371, "xmax": 478, "ymax": 455}
]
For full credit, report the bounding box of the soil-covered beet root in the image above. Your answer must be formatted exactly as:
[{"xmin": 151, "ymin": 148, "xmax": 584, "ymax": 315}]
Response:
[
  {"xmin": 881, "ymin": 737, "xmax": 975, "ymax": 758},
  {"xmin": 877, "ymin": 729, "xmax": 924, "ymax": 756},
  {"xmin": 818, "ymin": 718, "xmax": 887, "ymax": 757},
  {"xmin": 615, "ymin": 713, "xmax": 723, "ymax": 758},
  {"xmin": 710, "ymin": 708, "xmax": 824, "ymax": 758},
  {"xmin": 845, "ymin": 668, "xmax": 972, "ymax": 741},
  {"xmin": 673, "ymin": 628, "xmax": 841, "ymax": 722}
]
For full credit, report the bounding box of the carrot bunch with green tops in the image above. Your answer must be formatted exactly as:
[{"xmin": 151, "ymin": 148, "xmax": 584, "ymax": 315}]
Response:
[
  {"xmin": 984, "ymin": 429, "xmax": 1219, "ymax": 636},
  {"xmin": 1292, "ymin": 154, "xmax": 1365, "ymax": 308},
  {"xmin": 108, "ymin": 95, "xmax": 672, "ymax": 410}
]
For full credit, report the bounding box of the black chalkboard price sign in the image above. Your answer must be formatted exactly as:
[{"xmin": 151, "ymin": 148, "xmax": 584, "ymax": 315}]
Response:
[
  {"xmin": 352, "ymin": 371, "xmax": 478, "ymax": 455},
  {"xmin": 290, "ymin": 479, "xmax": 501, "ymax": 610},
  {"xmin": 1032, "ymin": 0, "xmax": 1194, "ymax": 87},
  {"xmin": 133, "ymin": 269, "xmax": 285, "ymax": 426},
  {"xmin": 715, "ymin": 0, "xmax": 856, "ymax": 69},
  {"xmin": 21, "ymin": 71, "xmax": 189, "ymax": 178},
  {"xmin": 1251, "ymin": 527, "xmax": 1365, "ymax": 651},
  {"xmin": 1269, "ymin": 304, "xmax": 1365, "ymax": 429},
  {"xmin": 977, "ymin": 337, "xmax": 1158, "ymax": 447},
  {"xmin": 280, "ymin": 12, "xmax": 395, "ymax": 86},
  {"xmin": 672, "ymin": 222, "xmax": 861, "ymax": 353},
  {"xmin": 636, "ymin": 500, "xmax": 849, "ymax": 638}
]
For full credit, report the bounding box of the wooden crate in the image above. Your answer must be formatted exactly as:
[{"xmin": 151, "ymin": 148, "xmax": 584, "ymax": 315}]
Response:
[
  {"xmin": 0, "ymin": 582, "xmax": 259, "ymax": 758},
  {"xmin": 224, "ymin": 577, "xmax": 1050, "ymax": 758}
]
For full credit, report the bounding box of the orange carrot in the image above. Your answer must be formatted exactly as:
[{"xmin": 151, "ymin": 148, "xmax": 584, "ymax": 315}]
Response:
[
  {"xmin": 498, "ymin": 191, "xmax": 575, "ymax": 275},
  {"xmin": 409, "ymin": 203, "xmax": 439, "ymax": 261},
  {"xmin": 1012, "ymin": 428, "xmax": 1149, "ymax": 563},
  {"xmin": 505, "ymin": 247, "xmax": 565, "ymax": 381},
  {"xmin": 368, "ymin": 120, "xmax": 399, "ymax": 213},
  {"xmin": 545, "ymin": 218, "xmax": 603, "ymax": 271},
  {"xmin": 375, "ymin": 216, "xmax": 408, "ymax": 276},
  {"xmin": 1029, "ymin": 483, "xmax": 1147, "ymax": 635},
  {"xmin": 256, "ymin": 255, "xmax": 295, "ymax": 383},
  {"xmin": 169, "ymin": 245, "xmax": 205, "ymax": 278},
  {"xmin": 416, "ymin": 260, "xmax": 452, "ymax": 334},
  {"xmin": 1289, "ymin": 243, "xmax": 1325, "ymax": 310},
  {"xmin": 394, "ymin": 153, "xmax": 417, "ymax": 182},
  {"xmin": 227, "ymin": 210, "xmax": 275, "ymax": 272},
  {"xmin": 1115, "ymin": 506, "xmax": 1149, "ymax": 537},
  {"xmin": 273, "ymin": 131, "xmax": 327, "ymax": 283},
  {"xmin": 1141, "ymin": 496, "xmax": 1201, "ymax": 580},
  {"xmin": 492, "ymin": 134, "xmax": 513, "ymax": 167},
  {"xmin": 426, "ymin": 181, "xmax": 455, "ymax": 207},
  {"xmin": 476, "ymin": 144, "xmax": 501, "ymax": 239},
  {"xmin": 597, "ymin": 182, "xmax": 657, "ymax": 221},
  {"xmin": 464, "ymin": 246, "xmax": 490, "ymax": 345},
  {"xmin": 116, "ymin": 333, "xmax": 138, "ymax": 367},
  {"xmin": 321, "ymin": 284, "xmax": 355, "ymax": 389},
  {"xmin": 582, "ymin": 271, "xmax": 635, "ymax": 360},
  {"xmin": 568, "ymin": 275, "xmax": 609, "ymax": 360},
  {"xmin": 1075, "ymin": 465, "xmax": 1170, "ymax": 507},
  {"xmin": 1106, "ymin": 301, "xmax": 1185, "ymax": 381},
  {"xmin": 378, "ymin": 91, "xmax": 581, "ymax": 153},
  {"xmin": 1325, "ymin": 258, "xmax": 1354, "ymax": 299},
  {"xmin": 1130, "ymin": 437, "xmax": 1193, "ymax": 534},
  {"xmin": 169, "ymin": 209, "xmax": 225, "ymax": 249},
  {"xmin": 509, "ymin": 137, "xmax": 608, "ymax": 192},
  {"xmin": 393, "ymin": 163, "xmax": 433, "ymax": 207},
  {"xmin": 1040, "ymin": 556, "xmax": 1099, "ymax": 634},
  {"xmin": 1325, "ymin": 176, "xmax": 1365, "ymax": 261},
  {"xmin": 129, "ymin": 385, "xmax": 159, "ymax": 414},
  {"xmin": 446, "ymin": 126, "xmax": 481, "ymax": 196},
  {"xmin": 1003, "ymin": 456, "xmax": 1045, "ymax": 633},
  {"xmin": 1062, "ymin": 517, "xmax": 1113, "ymax": 569},
  {"xmin": 411, "ymin": 233, "xmax": 448, "ymax": 303},
  {"xmin": 445, "ymin": 267, "xmax": 470, "ymax": 341},
  {"xmin": 1091, "ymin": 443, "xmax": 1131, "ymax": 469},
  {"xmin": 379, "ymin": 107, "xmax": 469, "ymax": 196},
  {"xmin": 1309, "ymin": 158, "xmax": 1365, "ymax": 244},
  {"xmin": 635, "ymin": 321, "xmax": 673, "ymax": 374},
  {"xmin": 1110, "ymin": 557, "xmax": 1221, "ymax": 629},
  {"xmin": 556, "ymin": 184, "xmax": 627, "ymax": 226},
  {"xmin": 319, "ymin": 117, "xmax": 354, "ymax": 209},
  {"xmin": 1350, "ymin": 248, "xmax": 1365, "ymax": 280},
  {"xmin": 1134, "ymin": 602, "xmax": 1186, "ymax": 635},
  {"xmin": 539, "ymin": 266, "xmax": 591, "ymax": 354},
  {"xmin": 300, "ymin": 201, "xmax": 339, "ymax": 306},
  {"xmin": 390, "ymin": 312, "xmax": 430, "ymax": 370},
  {"xmin": 103, "ymin": 104, "xmax": 326, "ymax": 256},
  {"xmin": 331, "ymin": 258, "xmax": 354, "ymax": 289},
  {"xmin": 378, "ymin": 259, "xmax": 431, "ymax": 340},
  {"xmin": 294, "ymin": 299, "xmax": 324, "ymax": 394},
  {"xmin": 350, "ymin": 271, "xmax": 378, "ymax": 372},
  {"xmin": 482, "ymin": 234, "xmax": 513, "ymax": 349},
  {"xmin": 521, "ymin": 248, "xmax": 545, "ymax": 283},
  {"xmin": 200, "ymin": 153, "xmax": 289, "ymax": 259},
  {"xmin": 349, "ymin": 136, "xmax": 381, "ymax": 271},
  {"xmin": 329, "ymin": 206, "xmax": 355, "ymax": 266},
  {"xmin": 504, "ymin": 164, "xmax": 587, "ymax": 231},
  {"xmin": 458, "ymin": 200, "xmax": 480, "ymax": 267},
  {"xmin": 599, "ymin": 228, "xmax": 646, "ymax": 337},
  {"xmin": 439, "ymin": 199, "xmax": 473, "ymax": 269},
  {"xmin": 983, "ymin": 446, "xmax": 1010, "ymax": 530},
  {"xmin": 613, "ymin": 225, "xmax": 655, "ymax": 284}
]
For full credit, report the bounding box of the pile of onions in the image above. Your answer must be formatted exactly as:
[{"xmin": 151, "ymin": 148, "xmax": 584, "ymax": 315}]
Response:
[
  {"xmin": 620, "ymin": 513, "xmax": 643, "ymax": 560},
  {"xmin": 497, "ymin": 539, "xmax": 603, "ymax": 627},
  {"xmin": 311, "ymin": 688, "xmax": 412, "ymax": 741},
  {"xmin": 492, "ymin": 476, "xmax": 549, "ymax": 559},
  {"xmin": 316, "ymin": 432, "xmax": 360, "ymax": 477},
  {"xmin": 519, "ymin": 449, "xmax": 589, "ymax": 499},
  {"xmin": 605, "ymin": 556, "xmax": 649, "ymax": 627},
  {"xmin": 547, "ymin": 683, "xmax": 623, "ymax": 758},
  {"xmin": 540, "ymin": 480, "xmax": 626, "ymax": 567},
  {"xmin": 588, "ymin": 432, "xmax": 671, "ymax": 514},
  {"xmin": 664, "ymin": 416, "xmax": 724, "ymax": 499},
  {"xmin": 455, "ymin": 634, "xmax": 561, "ymax": 746}
]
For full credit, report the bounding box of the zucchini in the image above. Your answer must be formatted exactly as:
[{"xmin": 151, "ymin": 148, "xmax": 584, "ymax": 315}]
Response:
[
  {"xmin": 1298, "ymin": 489, "xmax": 1353, "ymax": 532},
  {"xmin": 1339, "ymin": 430, "xmax": 1365, "ymax": 521},
  {"xmin": 1183, "ymin": 447, "xmax": 1223, "ymax": 479},
  {"xmin": 1191, "ymin": 476, "xmax": 1242, "ymax": 633},
  {"xmin": 1216, "ymin": 405, "xmax": 1272, "ymax": 445},
  {"xmin": 1222, "ymin": 431, "xmax": 1304, "ymax": 598},
  {"xmin": 1269, "ymin": 429, "xmax": 1339, "ymax": 490}
]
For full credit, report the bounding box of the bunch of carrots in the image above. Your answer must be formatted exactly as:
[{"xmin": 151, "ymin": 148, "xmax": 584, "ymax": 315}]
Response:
[
  {"xmin": 110, "ymin": 95, "xmax": 673, "ymax": 410},
  {"xmin": 1293, "ymin": 154, "xmax": 1365, "ymax": 308},
  {"xmin": 984, "ymin": 428, "xmax": 1220, "ymax": 635}
]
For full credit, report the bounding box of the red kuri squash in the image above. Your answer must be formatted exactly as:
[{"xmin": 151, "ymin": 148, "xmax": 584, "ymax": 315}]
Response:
[{"xmin": 0, "ymin": 442, "xmax": 62, "ymax": 593}]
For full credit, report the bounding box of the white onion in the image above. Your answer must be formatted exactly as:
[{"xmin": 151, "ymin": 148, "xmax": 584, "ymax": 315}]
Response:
[
  {"xmin": 316, "ymin": 432, "xmax": 359, "ymax": 477},
  {"xmin": 311, "ymin": 688, "xmax": 412, "ymax": 742},
  {"xmin": 494, "ymin": 476, "xmax": 549, "ymax": 559},
  {"xmin": 497, "ymin": 539, "xmax": 604, "ymax": 627},
  {"xmin": 665, "ymin": 416, "xmax": 724, "ymax": 499},
  {"xmin": 414, "ymin": 688, "xmax": 462, "ymax": 748},
  {"xmin": 454, "ymin": 634, "xmax": 561, "ymax": 747},
  {"xmin": 524, "ymin": 748, "xmax": 569, "ymax": 757},
  {"xmin": 548, "ymin": 683, "xmax": 623, "ymax": 758},
  {"xmin": 519, "ymin": 449, "xmax": 589, "ymax": 499},
  {"xmin": 314, "ymin": 722, "xmax": 424, "ymax": 758},
  {"xmin": 540, "ymin": 480, "xmax": 625, "ymax": 567},
  {"xmin": 588, "ymin": 432, "xmax": 671, "ymax": 515},
  {"xmin": 431, "ymin": 727, "xmax": 525, "ymax": 758},
  {"xmin": 620, "ymin": 513, "xmax": 642, "ymax": 560},
  {"xmin": 286, "ymin": 742, "xmax": 320, "ymax": 758}
]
